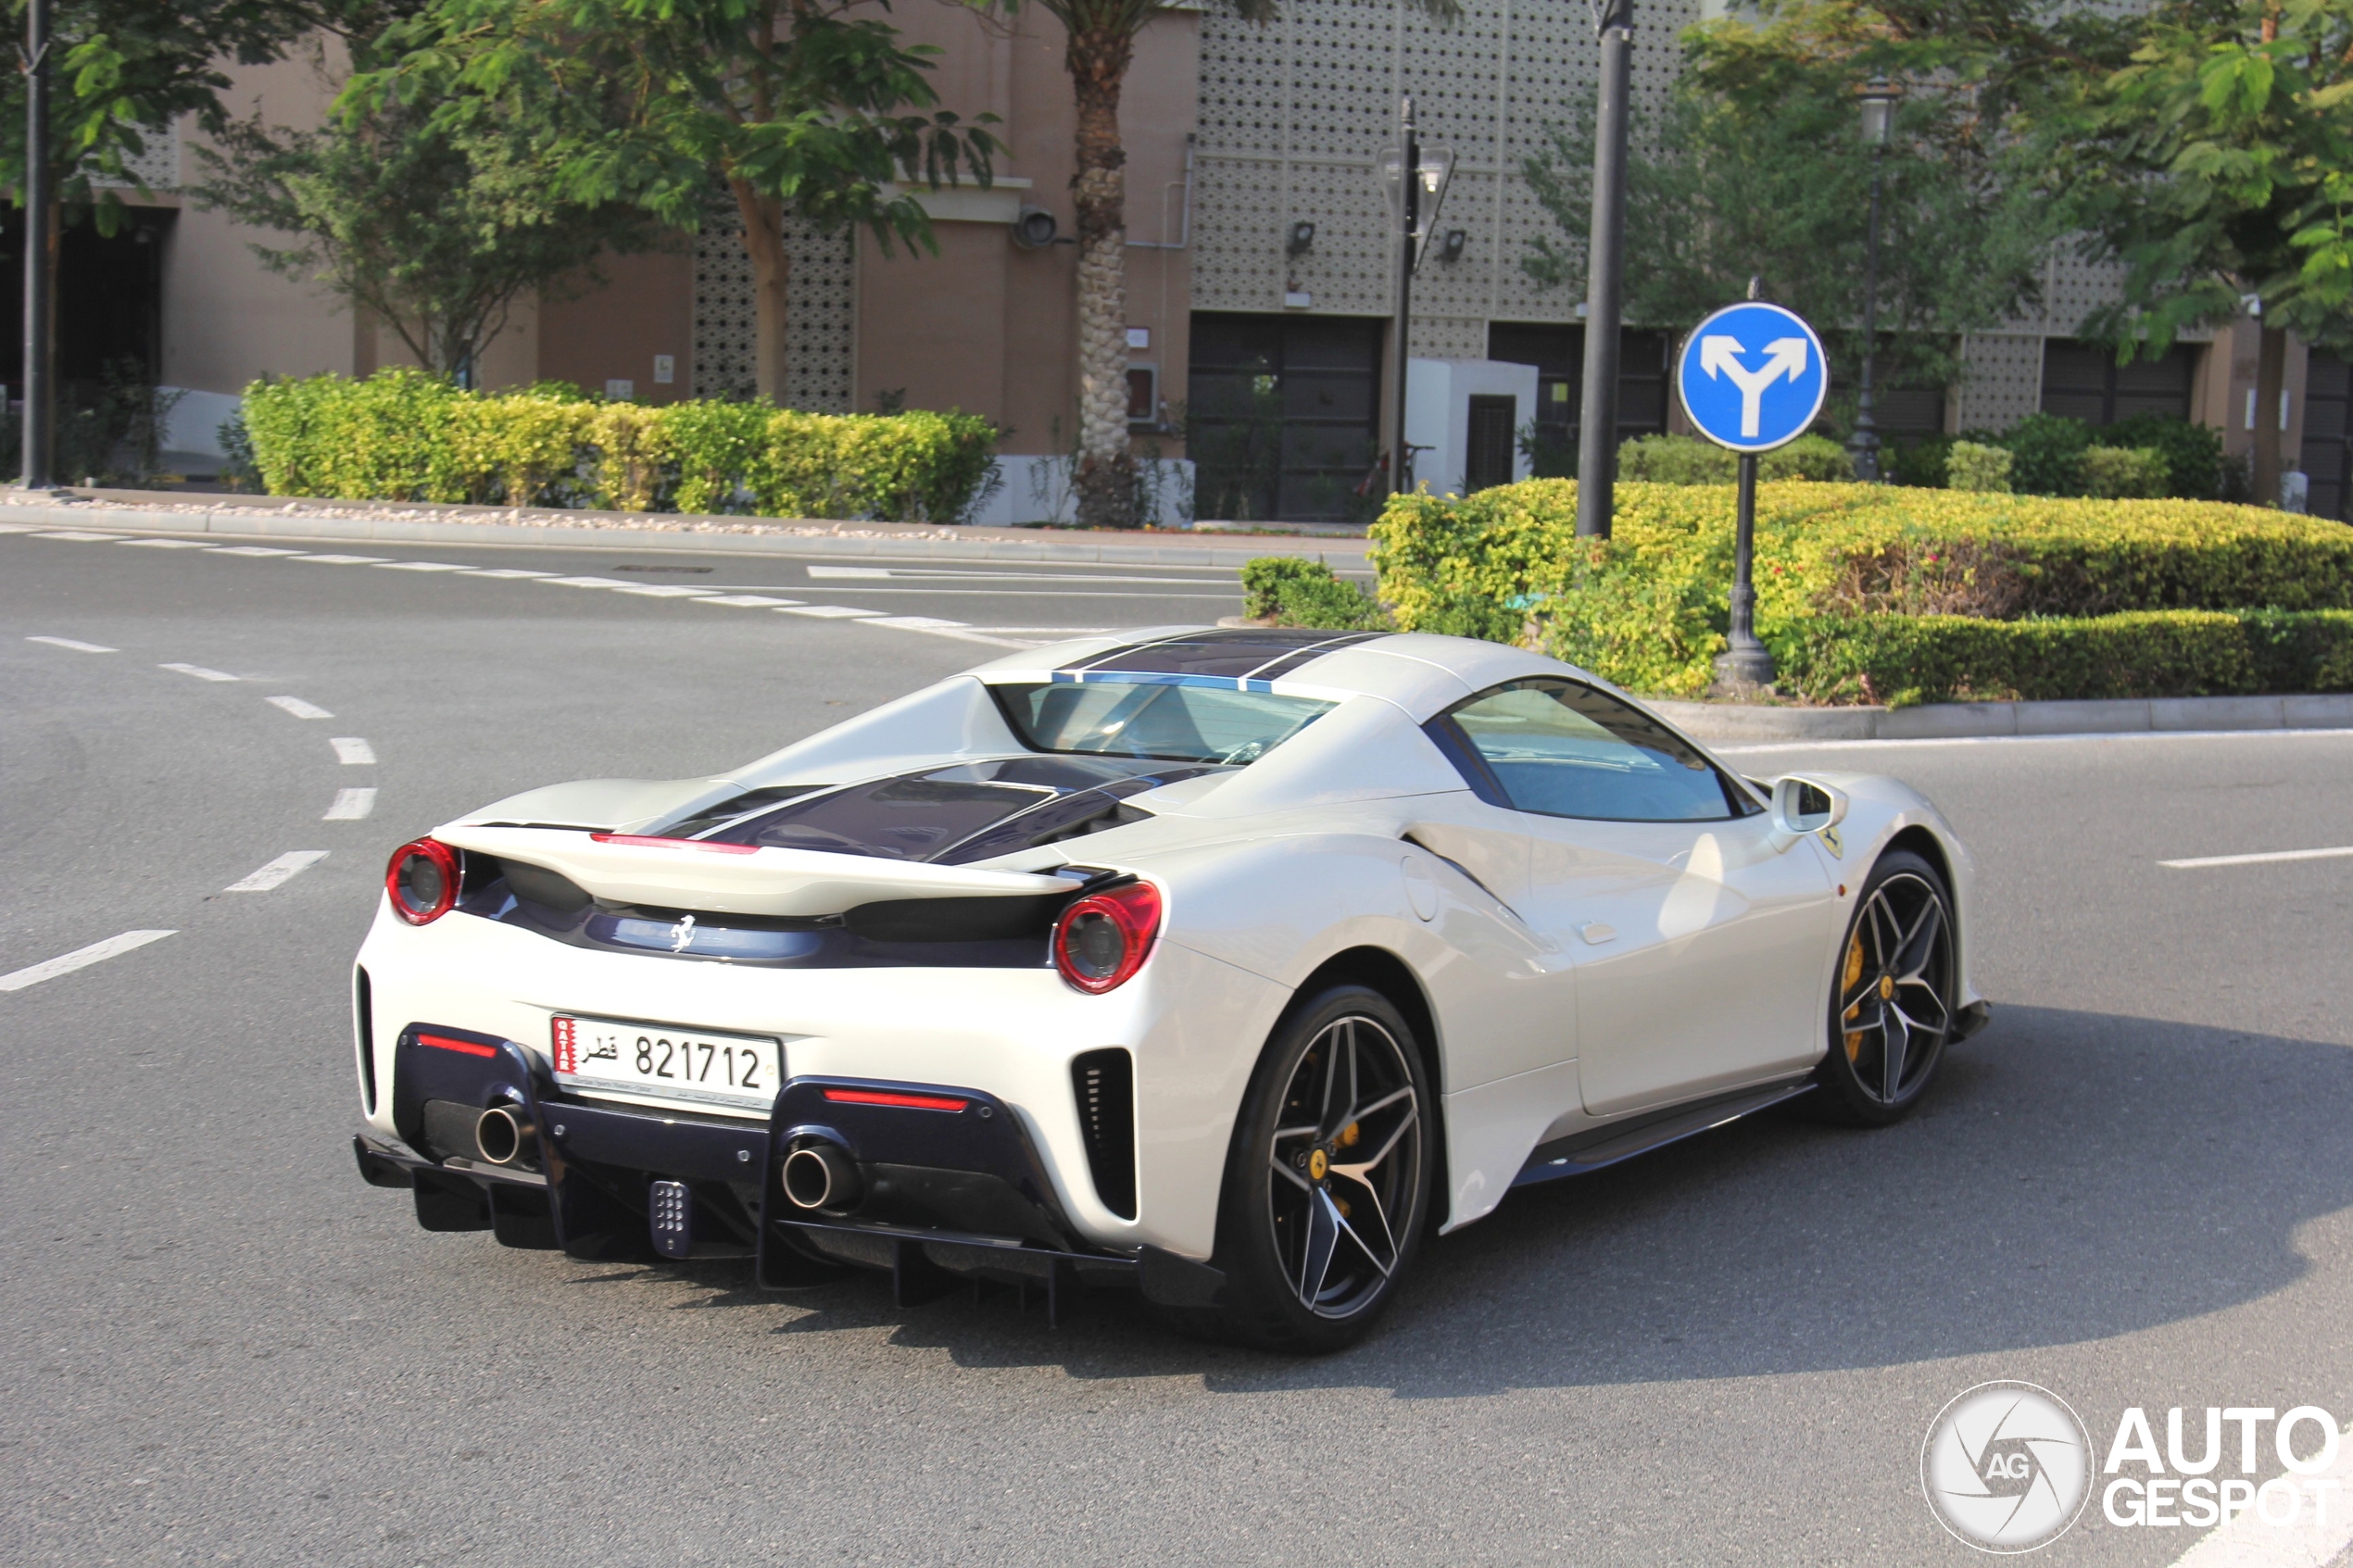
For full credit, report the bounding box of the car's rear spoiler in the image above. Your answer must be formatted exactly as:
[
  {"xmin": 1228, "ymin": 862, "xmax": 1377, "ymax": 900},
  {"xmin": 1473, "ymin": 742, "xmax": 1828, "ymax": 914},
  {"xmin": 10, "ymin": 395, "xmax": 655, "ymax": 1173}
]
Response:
[{"xmin": 434, "ymin": 824, "xmax": 1078, "ymax": 918}]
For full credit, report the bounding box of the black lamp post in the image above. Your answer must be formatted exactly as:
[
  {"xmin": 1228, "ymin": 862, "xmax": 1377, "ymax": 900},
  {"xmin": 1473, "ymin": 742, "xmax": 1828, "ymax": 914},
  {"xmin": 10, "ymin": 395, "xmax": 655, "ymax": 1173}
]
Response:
[
  {"xmin": 20, "ymin": 0, "xmax": 56, "ymax": 490},
  {"xmin": 1574, "ymin": 0, "xmax": 1633, "ymax": 538},
  {"xmin": 1845, "ymin": 77, "xmax": 1899, "ymax": 484}
]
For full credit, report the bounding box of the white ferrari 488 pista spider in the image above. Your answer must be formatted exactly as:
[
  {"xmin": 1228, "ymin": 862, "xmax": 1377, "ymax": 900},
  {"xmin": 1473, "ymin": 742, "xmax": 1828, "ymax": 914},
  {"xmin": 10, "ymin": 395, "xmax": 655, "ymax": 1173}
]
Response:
[{"xmin": 350, "ymin": 627, "xmax": 1986, "ymax": 1351}]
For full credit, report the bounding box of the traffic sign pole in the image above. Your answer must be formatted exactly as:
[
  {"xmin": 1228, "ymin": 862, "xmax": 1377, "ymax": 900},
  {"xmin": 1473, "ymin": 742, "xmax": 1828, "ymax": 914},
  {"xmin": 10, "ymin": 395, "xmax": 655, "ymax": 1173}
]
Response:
[
  {"xmin": 1389, "ymin": 97, "xmax": 1419, "ymax": 499},
  {"xmin": 1574, "ymin": 0, "xmax": 1634, "ymax": 540},
  {"xmin": 1719, "ymin": 453, "xmax": 1773, "ymax": 688}
]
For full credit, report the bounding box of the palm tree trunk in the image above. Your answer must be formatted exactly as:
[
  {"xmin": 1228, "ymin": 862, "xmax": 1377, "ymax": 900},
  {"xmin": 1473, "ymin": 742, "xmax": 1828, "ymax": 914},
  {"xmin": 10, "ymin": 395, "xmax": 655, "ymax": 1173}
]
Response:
[
  {"xmin": 1067, "ymin": 22, "xmax": 1138, "ymax": 528},
  {"xmin": 734, "ymin": 179, "xmax": 793, "ymax": 403}
]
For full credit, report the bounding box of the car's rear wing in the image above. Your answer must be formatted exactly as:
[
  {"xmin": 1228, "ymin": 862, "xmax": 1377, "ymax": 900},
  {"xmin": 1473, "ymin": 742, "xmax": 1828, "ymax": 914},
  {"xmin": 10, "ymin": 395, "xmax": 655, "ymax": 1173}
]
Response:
[{"xmin": 434, "ymin": 824, "xmax": 1078, "ymax": 918}]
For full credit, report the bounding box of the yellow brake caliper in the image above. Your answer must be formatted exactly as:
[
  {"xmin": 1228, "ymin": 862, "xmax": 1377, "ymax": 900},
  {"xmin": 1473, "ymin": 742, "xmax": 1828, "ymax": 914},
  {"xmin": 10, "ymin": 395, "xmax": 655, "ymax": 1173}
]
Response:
[{"xmin": 1842, "ymin": 928, "xmax": 1868, "ymax": 1060}]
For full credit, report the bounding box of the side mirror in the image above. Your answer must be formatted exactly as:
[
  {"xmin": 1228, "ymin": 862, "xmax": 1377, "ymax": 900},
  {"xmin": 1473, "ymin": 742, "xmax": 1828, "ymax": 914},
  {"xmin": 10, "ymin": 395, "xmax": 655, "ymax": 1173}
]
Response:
[{"xmin": 1771, "ymin": 775, "xmax": 1850, "ymax": 837}]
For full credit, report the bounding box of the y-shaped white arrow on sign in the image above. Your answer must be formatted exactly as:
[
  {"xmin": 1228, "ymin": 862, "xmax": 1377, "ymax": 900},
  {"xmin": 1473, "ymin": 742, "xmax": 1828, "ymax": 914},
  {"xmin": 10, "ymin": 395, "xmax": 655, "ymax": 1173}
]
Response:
[{"xmin": 1699, "ymin": 335, "xmax": 1809, "ymax": 438}]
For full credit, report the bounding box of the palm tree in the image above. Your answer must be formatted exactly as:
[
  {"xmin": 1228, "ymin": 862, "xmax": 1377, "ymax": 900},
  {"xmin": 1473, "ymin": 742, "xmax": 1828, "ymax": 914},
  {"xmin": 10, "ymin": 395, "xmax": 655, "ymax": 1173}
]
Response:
[{"xmin": 1032, "ymin": 0, "xmax": 1453, "ymax": 527}]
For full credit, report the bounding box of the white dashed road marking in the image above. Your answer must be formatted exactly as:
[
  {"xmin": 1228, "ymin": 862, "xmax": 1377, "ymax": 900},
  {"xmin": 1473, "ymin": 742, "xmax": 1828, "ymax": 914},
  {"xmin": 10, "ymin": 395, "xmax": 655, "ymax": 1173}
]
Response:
[
  {"xmin": 323, "ymin": 787, "xmax": 377, "ymax": 821},
  {"xmin": 27, "ymin": 635, "xmax": 117, "ymax": 652},
  {"xmin": 0, "ymin": 930, "xmax": 176, "ymax": 993},
  {"xmin": 331, "ymin": 737, "xmax": 377, "ymax": 765},
  {"xmin": 2159, "ymin": 845, "xmax": 2353, "ymax": 870},
  {"xmin": 225, "ymin": 851, "xmax": 328, "ymax": 892},
  {"xmin": 160, "ymin": 662, "xmax": 240, "ymax": 683},
  {"xmin": 267, "ymin": 696, "xmax": 334, "ymax": 719},
  {"xmin": 778, "ymin": 605, "xmax": 883, "ymax": 619},
  {"xmin": 31, "ymin": 531, "xmax": 114, "ymax": 541},
  {"xmin": 862, "ymin": 615, "xmax": 968, "ymax": 631},
  {"xmin": 291, "ymin": 554, "xmax": 391, "ymax": 564},
  {"xmin": 692, "ymin": 595, "xmax": 803, "ymax": 608},
  {"xmin": 373, "ymin": 561, "xmax": 470, "ymax": 571},
  {"xmin": 209, "ymin": 546, "xmax": 305, "ymax": 557},
  {"xmin": 536, "ymin": 576, "xmax": 623, "ymax": 588},
  {"xmin": 612, "ymin": 584, "xmax": 718, "ymax": 598},
  {"xmin": 460, "ymin": 568, "xmax": 558, "ymax": 579},
  {"xmin": 119, "ymin": 537, "xmax": 212, "ymax": 548}
]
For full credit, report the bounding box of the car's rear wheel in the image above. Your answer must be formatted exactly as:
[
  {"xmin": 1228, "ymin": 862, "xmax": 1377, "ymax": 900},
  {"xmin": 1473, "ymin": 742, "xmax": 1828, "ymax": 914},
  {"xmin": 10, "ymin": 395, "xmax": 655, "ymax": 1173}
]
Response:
[
  {"xmin": 1809, "ymin": 849, "xmax": 1958, "ymax": 1126},
  {"xmin": 1178, "ymin": 985, "xmax": 1431, "ymax": 1353}
]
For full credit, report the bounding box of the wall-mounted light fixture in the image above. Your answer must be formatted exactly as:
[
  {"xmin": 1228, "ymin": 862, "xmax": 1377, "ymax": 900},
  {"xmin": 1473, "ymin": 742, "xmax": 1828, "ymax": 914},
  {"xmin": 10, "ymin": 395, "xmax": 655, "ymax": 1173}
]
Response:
[
  {"xmin": 1286, "ymin": 220, "xmax": 1316, "ymax": 257},
  {"xmin": 1012, "ymin": 207, "xmax": 1060, "ymax": 250},
  {"xmin": 1439, "ymin": 229, "xmax": 1468, "ymax": 263}
]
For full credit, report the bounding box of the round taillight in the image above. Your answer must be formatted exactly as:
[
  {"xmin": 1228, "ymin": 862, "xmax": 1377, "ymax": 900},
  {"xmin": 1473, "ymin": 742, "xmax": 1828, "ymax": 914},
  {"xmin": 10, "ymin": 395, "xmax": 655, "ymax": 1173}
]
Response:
[
  {"xmin": 385, "ymin": 838, "xmax": 460, "ymax": 925},
  {"xmin": 1052, "ymin": 881, "xmax": 1162, "ymax": 994}
]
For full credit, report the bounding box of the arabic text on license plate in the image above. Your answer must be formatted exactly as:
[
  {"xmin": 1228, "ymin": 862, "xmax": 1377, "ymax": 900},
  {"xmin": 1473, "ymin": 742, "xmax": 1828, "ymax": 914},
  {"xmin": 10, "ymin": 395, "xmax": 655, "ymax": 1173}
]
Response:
[{"xmin": 550, "ymin": 1015, "xmax": 781, "ymax": 1112}]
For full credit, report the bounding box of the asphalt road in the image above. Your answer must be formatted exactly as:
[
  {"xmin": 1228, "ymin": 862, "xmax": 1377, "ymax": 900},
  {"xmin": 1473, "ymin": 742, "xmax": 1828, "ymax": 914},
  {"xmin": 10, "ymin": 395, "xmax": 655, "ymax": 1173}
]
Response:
[{"xmin": 3, "ymin": 523, "xmax": 2350, "ymax": 1567}]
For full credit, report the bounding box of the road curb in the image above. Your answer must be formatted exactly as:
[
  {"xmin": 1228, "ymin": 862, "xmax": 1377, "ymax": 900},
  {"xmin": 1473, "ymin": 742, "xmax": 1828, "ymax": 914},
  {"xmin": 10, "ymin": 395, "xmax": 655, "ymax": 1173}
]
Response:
[
  {"xmin": 1651, "ymin": 692, "xmax": 2353, "ymax": 742},
  {"xmin": 0, "ymin": 493, "xmax": 1375, "ymax": 570}
]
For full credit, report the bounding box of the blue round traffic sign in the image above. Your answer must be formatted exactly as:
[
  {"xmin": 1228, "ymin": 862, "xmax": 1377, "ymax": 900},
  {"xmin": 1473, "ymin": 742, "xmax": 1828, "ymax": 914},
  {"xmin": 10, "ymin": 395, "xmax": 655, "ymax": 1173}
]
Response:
[{"xmin": 1675, "ymin": 302, "xmax": 1829, "ymax": 453}]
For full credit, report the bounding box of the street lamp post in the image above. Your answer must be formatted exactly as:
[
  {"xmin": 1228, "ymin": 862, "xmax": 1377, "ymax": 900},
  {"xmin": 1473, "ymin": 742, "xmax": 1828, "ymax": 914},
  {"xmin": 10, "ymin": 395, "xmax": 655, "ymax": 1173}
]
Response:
[
  {"xmin": 1845, "ymin": 77, "xmax": 1899, "ymax": 484},
  {"xmin": 20, "ymin": 0, "xmax": 56, "ymax": 490},
  {"xmin": 1388, "ymin": 96, "xmax": 1420, "ymax": 500},
  {"xmin": 1574, "ymin": 0, "xmax": 1633, "ymax": 538}
]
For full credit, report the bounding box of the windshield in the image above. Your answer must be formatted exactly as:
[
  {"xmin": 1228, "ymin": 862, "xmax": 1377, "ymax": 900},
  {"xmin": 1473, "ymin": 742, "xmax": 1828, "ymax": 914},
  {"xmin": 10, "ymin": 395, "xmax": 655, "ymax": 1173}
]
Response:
[{"xmin": 991, "ymin": 680, "xmax": 1334, "ymax": 765}]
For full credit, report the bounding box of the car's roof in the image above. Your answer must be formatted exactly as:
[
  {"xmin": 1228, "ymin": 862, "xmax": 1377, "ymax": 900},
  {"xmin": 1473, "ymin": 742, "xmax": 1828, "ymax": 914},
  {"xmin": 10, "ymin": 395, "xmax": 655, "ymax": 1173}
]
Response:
[{"xmin": 967, "ymin": 627, "xmax": 1578, "ymax": 719}]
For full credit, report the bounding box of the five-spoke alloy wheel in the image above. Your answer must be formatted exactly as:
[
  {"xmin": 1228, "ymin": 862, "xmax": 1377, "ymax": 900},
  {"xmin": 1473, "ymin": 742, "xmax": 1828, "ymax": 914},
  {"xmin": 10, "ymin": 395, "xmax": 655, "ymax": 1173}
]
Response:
[
  {"xmin": 1813, "ymin": 849, "xmax": 1958, "ymax": 1124},
  {"xmin": 1188, "ymin": 985, "xmax": 1432, "ymax": 1352}
]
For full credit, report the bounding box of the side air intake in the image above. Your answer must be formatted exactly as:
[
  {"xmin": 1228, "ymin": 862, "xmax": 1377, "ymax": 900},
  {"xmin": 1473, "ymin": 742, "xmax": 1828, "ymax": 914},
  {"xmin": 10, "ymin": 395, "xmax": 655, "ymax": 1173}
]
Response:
[{"xmin": 1071, "ymin": 1048, "xmax": 1138, "ymax": 1220}]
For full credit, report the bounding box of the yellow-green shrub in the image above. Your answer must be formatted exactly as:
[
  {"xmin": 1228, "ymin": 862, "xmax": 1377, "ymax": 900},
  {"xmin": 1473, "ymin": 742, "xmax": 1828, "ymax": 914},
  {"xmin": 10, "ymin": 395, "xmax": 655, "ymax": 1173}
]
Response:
[
  {"xmin": 1369, "ymin": 478, "xmax": 2353, "ymax": 699},
  {"xmin": 242, "ymin": 370, "xmax": 1002, "ymax": 522}
]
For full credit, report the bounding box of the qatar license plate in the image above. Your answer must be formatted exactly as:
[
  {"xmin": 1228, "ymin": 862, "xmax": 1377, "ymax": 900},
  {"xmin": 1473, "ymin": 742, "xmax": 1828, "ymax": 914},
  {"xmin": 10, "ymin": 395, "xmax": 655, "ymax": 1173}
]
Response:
[{"xmin": 550, "ymin": 1014, "xmax": 782, "ymax": 1115}]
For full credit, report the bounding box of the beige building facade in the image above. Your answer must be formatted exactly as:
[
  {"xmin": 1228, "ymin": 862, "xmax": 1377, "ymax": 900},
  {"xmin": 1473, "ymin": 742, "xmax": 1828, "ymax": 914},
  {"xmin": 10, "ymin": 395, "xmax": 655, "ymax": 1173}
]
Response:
[{"xmin": 79, "ymin": 0, "xmax": 2349, "ymax": 521}]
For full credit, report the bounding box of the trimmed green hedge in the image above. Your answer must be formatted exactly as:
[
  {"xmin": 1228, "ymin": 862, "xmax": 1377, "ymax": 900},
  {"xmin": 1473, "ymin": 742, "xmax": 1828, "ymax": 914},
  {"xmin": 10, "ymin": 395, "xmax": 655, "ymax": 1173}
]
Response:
[
  {"xmin": 1785, "ymin": 609, "xmax": 2353, "ymax": 707},
  {"xmin": 1240, "ymin": 557, "xmax": 1390, "ymax": 629},
  {"xmin": 1365, "ymin": 478, "xmax": 2353, "ymax": 701},
  {"xmin": 242, "ymin": 369, "xmax": 1002, "ymax": 524},
  {"xmin": 1617, "ymin": 433, "xmax": 1853, "ymax": 483}
]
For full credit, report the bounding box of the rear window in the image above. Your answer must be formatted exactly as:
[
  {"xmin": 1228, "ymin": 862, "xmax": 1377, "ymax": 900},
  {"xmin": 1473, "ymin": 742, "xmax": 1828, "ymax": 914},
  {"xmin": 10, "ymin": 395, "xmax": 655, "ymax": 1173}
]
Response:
[{"xmin": 992, "ymin": 680, "xmax": 1333, "ymax": 765}]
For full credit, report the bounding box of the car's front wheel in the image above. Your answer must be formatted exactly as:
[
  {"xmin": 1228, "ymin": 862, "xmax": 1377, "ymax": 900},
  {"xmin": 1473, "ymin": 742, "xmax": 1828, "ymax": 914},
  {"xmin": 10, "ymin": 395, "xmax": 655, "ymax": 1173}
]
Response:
[
  {"xmin": 1809, "ymin": 848, "xmax": 1959, "ymax": 1126},
  {"xmin": 1188, "ymin": 984, "xmax": 1432, "ymax": 1353}
]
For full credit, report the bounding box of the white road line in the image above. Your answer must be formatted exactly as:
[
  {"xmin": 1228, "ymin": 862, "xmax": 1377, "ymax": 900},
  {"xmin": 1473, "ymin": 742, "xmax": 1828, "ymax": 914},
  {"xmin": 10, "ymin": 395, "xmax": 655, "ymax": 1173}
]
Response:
[
  {"xmin": 2159, "ymin": 845, "xmax": 2353, "ymax": 870},
  {"xmin": 225, "ymin": 850, "xmax": 328, "ymax": 891},
  {"xmin": 118, "ymin": 537, "xmax": 211, "ymax": 548},
  {"xmin": 266, "ymin": 696, "xmax": 334, "ymax": 720},
  {"xmin": 740, "ymin": 586, "xmax": 1242, "ymax": 599},
  {"xmin": 27, "ymin": 635, "xmax": 117, "ymax": 652},
  {"xmin": 2163, "ymin": 1420, "xmax": 2353, "ymax": 1568},
  {"xmin": 459, "ymin": 568, "xmax": 558, "ymax": 579},
  {"xmin": 0, "ymin": 930, "xmax": 176, "ymax": 993},
  {"xmin": 291, "ymin": 554, "xmax": 391, "ymax": 564},
  {"xmin": 957, "ymin": 627, "xmax": 1114, "ymax": 635},
  {"xmin": 159, "ymin": 661, "xmax": 239, "ymax": 683},
  {"xmin": 373, "ymin": 560, "xmax": 472, "ymax": 571},
  {"xmin": 1715, "ymin": 730, "xmax": 2353, "ymax": 754},
  {"xmin": 331, "ymin": 737, "xmax": 377, "ymax": 765},
  {"xmin": 31, "ymin": 531, "xmax": 115, "ymax": 541},
  {"xmin": 804, "ymin": 564, "xmax": 1237, "ymax": 585},
  {"xmin": 534, "ymin": 575, "xmax": 623, "ymax": 588},
  {"xmin": 862, "ymin": 615, "xmax": 969, "ymax": 630},
  {"xmin": 777, "ymin": 604, "xmax": 883, "ymax": 619},
  {"xmin": 323, "ymin": 787, "xmax": 377, "ymax": 821},
  {"xmin": 691, "ymin": 594, "xmax": 803, "ymax": 608},
  {"xmin": 611, "ymin": 583, "xmax": 718, "ymax": 597},
  {"xmin": 208, "ymin": 546, "xmax": 305, "ymax": 557}
]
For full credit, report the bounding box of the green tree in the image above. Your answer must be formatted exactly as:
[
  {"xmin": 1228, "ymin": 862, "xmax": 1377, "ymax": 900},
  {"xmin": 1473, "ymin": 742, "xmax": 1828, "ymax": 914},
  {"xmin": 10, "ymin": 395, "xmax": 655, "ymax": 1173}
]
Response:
[
  {"xmin": 2026, "ymin": 0, "xmax": 2353, "ymax": 503},
  {"xmin": 193, "ymin": 22, "xmax": 656, "ymax": 381},
  {"xmin": 360, "ymin": 0, "xmax": 1000, "ymax": 402},
  {"xmin": 1014, "ymin": 0, "xmax": 1454, "ymax": 528},
  {"xmin": 1522, "ymin": 10, "xmax": 2057, "ymax": 426}
]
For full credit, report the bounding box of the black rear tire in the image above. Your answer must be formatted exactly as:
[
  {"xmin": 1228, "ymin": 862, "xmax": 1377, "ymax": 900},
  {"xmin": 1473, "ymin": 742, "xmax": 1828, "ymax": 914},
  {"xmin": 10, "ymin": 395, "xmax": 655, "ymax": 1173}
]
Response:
[
  {"xmin": 1806, "ymin": 848, "xmax": 1959, "ymax": 1127},
  {"xmin": 1168, "ymin": 984, "xmax": 1433, "ymax": 1354}
]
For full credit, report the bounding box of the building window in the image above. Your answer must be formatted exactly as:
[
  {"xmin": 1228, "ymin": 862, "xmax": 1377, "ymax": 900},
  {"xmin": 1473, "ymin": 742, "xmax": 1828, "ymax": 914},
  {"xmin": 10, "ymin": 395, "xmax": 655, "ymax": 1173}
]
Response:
[
  {"xmin": 2302, "ymin": 351, "xmax": 2350, "ymax": 522},
  {"xmin": 2041, "ymin": 339, "xmax": 2198, "ymax": 425},
  {"xmin": 1188, "ymin": 311, "xmax": 1384, "ymax": 522}
]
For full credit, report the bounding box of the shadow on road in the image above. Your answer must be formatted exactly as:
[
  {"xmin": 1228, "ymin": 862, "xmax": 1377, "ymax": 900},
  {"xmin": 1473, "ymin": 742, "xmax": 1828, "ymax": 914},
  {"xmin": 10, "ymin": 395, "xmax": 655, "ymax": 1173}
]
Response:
[{"xmin": 639, "ymin": 1004, "xmax": 2353, "ymax": 1392}]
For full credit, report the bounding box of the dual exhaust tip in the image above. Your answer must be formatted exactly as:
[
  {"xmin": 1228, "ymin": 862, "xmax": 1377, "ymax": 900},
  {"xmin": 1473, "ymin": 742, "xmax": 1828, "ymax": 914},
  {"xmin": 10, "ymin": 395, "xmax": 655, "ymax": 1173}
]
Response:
[{"xmin": 471, "ymin": 1104, "xmax": 860, "ymax": 1214}]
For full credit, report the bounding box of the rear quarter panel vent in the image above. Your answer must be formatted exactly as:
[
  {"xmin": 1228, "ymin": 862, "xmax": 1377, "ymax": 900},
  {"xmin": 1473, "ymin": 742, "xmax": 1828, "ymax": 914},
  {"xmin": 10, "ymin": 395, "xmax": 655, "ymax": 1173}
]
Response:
[{"xmin": 1071, "ymin": 1047, "xmax": 1138, "ymax": 1220}]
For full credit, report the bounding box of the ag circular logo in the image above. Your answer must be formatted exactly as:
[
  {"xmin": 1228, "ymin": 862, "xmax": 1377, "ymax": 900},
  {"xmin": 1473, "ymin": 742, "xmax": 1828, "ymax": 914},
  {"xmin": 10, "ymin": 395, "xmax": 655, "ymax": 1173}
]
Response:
[{"xmin": 1921, "ymin": 1382, "xmax": 2093, "ymax": 1552}]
